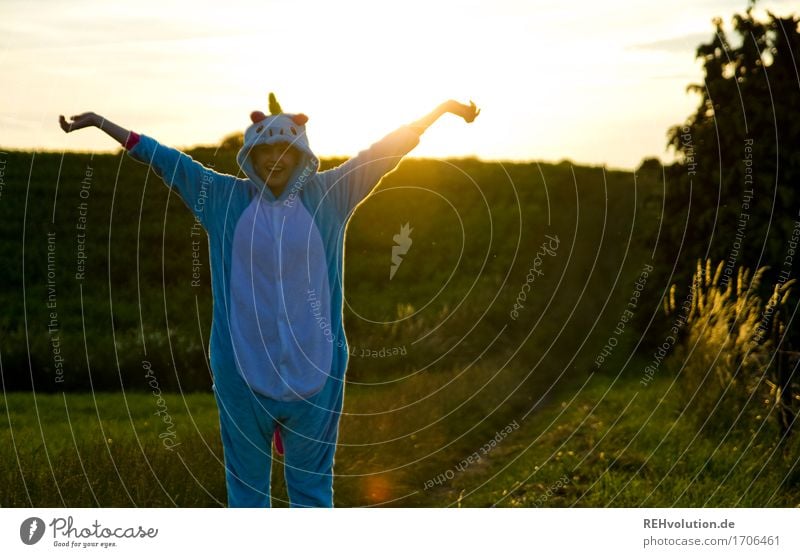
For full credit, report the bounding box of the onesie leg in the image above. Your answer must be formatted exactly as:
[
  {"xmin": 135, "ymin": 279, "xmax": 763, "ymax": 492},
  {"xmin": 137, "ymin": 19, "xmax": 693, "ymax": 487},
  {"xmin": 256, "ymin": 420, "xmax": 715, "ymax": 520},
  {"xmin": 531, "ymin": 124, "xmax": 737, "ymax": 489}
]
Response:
[
  {"xmin": 214, "ymin": 383, "xmax": 277, "ymax": 507},
  {"xmin": 279, "ymin": 383, "xmax": 343, "ymax": 508}
]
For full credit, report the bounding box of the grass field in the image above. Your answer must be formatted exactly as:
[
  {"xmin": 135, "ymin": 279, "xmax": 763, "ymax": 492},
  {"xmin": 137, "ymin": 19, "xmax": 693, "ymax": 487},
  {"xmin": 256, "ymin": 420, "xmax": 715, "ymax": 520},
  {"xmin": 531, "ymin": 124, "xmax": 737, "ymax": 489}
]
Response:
[
  {"xmin": 433, "ymin": 364, "xmax": 800, "ymax": 507},
  {"xmin": 3, "ymin": 147, "xmax": 796, "ymax": 508},
  {"xmin": 3, "ymin": 362, "xmax": 797, "ymax": 507},
  {"xmin": 0, "ymin": 148, "xmax": 661, "ymax": 394}
]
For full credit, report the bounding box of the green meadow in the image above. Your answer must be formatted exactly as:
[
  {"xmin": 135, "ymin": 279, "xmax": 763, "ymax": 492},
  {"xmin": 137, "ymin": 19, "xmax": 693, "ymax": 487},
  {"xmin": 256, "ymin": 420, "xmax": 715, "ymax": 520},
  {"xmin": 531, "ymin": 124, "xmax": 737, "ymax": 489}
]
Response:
[
  {"xmin": 0, "ymin": 139, "xmax": 797, "ymax": 507},
  {"xmin": 3, "ymin": 363, "xmax": 797, "ymax": 507}
]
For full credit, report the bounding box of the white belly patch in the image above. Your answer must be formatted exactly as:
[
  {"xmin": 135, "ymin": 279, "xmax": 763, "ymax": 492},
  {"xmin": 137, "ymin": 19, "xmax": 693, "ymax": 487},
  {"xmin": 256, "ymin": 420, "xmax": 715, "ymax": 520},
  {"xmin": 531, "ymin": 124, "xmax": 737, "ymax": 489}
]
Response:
[{"xmin": 228, "ymin": 196, "xmax": 333, "ymax": 401}]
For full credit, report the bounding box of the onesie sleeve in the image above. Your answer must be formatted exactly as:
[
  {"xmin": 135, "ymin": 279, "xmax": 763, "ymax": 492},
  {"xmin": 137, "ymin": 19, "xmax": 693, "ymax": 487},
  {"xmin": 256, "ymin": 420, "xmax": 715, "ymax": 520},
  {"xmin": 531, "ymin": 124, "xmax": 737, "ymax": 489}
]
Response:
[
  {"xmin": 321, "ymin": 125, "xmax": 420, "ymax": 218},
  {"xmin": 126, "ymin": 134, "xmax": 231, "ymax": 228}
]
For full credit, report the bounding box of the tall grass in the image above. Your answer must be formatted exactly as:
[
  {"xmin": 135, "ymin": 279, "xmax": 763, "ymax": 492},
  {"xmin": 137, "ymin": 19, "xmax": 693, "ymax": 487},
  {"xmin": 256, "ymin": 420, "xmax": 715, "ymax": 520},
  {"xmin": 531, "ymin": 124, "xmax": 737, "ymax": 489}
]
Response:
[{"xmin": 664, "ymin": 259, "xmax": 797, "ymax": 438}]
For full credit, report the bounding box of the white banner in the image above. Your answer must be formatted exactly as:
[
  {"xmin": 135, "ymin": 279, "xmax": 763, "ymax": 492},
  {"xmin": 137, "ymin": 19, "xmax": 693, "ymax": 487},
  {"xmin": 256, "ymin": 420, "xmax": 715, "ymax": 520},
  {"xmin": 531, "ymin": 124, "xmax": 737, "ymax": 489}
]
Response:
[{"xmin": 1, "ymin": 508, "xmax": 798, "ymax": 556}]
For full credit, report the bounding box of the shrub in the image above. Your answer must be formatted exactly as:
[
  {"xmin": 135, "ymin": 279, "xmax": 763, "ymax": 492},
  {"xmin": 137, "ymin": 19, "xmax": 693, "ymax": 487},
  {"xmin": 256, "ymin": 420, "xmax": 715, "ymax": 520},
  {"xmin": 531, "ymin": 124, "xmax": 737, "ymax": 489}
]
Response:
[{"xmin": 665, "ymin": 259, "xmax": 796, "ymax": 437}]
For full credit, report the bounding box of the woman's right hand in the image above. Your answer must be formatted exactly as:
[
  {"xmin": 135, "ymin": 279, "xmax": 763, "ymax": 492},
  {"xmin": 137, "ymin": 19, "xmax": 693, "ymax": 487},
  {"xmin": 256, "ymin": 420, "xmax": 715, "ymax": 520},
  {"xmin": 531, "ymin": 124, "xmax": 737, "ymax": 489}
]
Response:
[
  {"xmin": 59, "ymin": 112, "xmax": 100, "ymax": 133},
  {"xmin": 60, "ymin": 113, "xmax": 132, "ymax": 145}
]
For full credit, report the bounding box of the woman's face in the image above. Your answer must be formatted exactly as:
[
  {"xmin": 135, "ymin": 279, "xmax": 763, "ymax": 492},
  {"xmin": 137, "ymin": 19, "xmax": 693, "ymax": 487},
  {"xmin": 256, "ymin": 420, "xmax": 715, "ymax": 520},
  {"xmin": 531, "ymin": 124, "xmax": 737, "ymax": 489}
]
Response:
[{"xmin": 250, "ymin": 141, "xmax": 300, "ymax": 191}]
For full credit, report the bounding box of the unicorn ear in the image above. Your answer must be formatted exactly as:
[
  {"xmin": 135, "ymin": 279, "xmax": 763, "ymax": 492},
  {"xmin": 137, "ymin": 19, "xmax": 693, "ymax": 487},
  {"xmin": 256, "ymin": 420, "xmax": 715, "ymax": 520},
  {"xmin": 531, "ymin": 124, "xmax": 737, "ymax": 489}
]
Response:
[
  {"xmin": 250, "ymin": 111, "xmax": 267, "ymax": 123},
  {"xmin": 291, "ymin": 113, "xmax": 308, "ymax": 126},
  {"xmin": 268, "ymin": 92, "xmax": 283, "ymax": 115}
]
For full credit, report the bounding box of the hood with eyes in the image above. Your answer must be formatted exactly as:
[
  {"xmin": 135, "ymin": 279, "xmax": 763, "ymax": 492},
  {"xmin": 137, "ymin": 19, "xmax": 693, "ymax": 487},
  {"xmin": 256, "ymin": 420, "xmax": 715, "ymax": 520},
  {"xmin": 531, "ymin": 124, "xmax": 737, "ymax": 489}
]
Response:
[{"xmin": 236, "ymin": 93, "xmax": 320, "ymax": 202}]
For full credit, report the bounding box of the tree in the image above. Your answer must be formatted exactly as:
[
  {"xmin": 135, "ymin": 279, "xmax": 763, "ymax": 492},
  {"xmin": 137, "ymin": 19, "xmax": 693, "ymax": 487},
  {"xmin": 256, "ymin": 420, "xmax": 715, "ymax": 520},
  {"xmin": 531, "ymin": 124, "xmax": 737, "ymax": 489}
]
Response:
[
  {"xmin": 637, "ymin": 1, "xmax": 799, "ymax": 352},
  {"xmin": 660, "ymin": 2, "xmax": 799, "ymax": 290},
  {"xmin": 219, "ymin": 131, "xmax": 244, "ymax": 151}
]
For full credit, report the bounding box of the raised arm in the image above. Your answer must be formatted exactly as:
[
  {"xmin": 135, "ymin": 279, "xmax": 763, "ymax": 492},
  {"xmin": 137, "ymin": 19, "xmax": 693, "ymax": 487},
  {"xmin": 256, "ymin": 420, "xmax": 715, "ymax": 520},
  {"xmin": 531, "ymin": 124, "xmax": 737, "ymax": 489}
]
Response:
[
  {"xmin": 408, "ymin": 99, "xmax": 480, "ymax": 135},
  {"xmin": 60, "ymin": 112, "xmax": 134, "ymax": 146},
  {"xmin": 322, "ymin": 99, "xmax": 480, "ymax": 217},
  {"xmin": 59, "ymin": 112, "xmax": 231, "ymax": 228}
]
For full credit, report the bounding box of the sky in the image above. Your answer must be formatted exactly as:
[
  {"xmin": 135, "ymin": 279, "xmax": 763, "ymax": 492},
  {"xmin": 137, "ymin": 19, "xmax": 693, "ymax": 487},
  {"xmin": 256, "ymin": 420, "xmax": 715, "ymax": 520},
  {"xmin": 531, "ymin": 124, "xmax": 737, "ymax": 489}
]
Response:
[{"xmin": 0, "ymin": 0, "xmax": 796, "ymax": 170}]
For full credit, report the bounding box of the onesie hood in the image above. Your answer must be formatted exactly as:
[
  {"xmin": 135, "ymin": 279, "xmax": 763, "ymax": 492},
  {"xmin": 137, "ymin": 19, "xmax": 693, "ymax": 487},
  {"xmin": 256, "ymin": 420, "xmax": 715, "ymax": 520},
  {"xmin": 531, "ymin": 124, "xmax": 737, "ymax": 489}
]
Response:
[{"xmin": 237, "ymin": 92, "xmax": 320, "ymax": 202}]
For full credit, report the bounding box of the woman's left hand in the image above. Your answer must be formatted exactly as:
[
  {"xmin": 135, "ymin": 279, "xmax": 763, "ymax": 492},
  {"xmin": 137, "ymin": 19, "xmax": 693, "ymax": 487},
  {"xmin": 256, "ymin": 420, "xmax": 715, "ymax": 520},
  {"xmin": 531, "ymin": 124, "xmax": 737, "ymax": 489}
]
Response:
[{"xmin": 445, "ymin": 99, "xmax": 481, "ymax": 123}]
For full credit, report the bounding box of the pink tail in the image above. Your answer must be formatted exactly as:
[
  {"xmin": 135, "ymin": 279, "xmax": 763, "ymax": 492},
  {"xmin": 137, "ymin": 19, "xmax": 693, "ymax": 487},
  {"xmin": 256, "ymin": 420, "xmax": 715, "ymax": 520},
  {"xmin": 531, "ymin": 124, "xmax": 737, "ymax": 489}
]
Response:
[{"xmin": 273, "ymin": 426, "xmax": 285, "ymax": 456}]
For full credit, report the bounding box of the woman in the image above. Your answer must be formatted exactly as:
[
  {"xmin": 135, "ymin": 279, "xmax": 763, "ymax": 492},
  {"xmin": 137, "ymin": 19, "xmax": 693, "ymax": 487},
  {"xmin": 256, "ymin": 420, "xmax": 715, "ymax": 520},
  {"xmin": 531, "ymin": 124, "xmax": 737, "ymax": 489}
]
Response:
[{"xmin": 59, "ymin": 94, "xmax": 480, "ymax": 507}]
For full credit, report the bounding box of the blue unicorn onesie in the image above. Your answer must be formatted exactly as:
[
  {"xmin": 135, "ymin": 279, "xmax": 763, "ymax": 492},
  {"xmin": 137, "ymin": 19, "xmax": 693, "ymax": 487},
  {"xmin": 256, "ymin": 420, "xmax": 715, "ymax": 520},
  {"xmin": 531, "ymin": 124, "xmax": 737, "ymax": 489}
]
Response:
[{"xmin": 124, "ymin": 97, "xmax": 420, "ymax": 507}]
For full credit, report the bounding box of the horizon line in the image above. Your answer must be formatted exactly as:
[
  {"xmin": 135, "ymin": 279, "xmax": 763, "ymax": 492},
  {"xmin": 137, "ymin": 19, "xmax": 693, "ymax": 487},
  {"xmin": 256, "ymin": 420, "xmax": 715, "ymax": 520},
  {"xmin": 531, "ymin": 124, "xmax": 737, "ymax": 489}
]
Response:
[{"xmin": 0, "ymin": 144, "xmax": 674, "ymax": 173}]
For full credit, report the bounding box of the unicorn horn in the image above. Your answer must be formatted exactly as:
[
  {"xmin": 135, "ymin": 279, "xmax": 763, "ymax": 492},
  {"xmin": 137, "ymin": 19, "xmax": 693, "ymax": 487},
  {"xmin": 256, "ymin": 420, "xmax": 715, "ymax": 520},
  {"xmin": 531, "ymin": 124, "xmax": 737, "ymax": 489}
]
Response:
[{"xmin": 268, "ymin": 92, "xmax": 283, "ymax": 115}]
